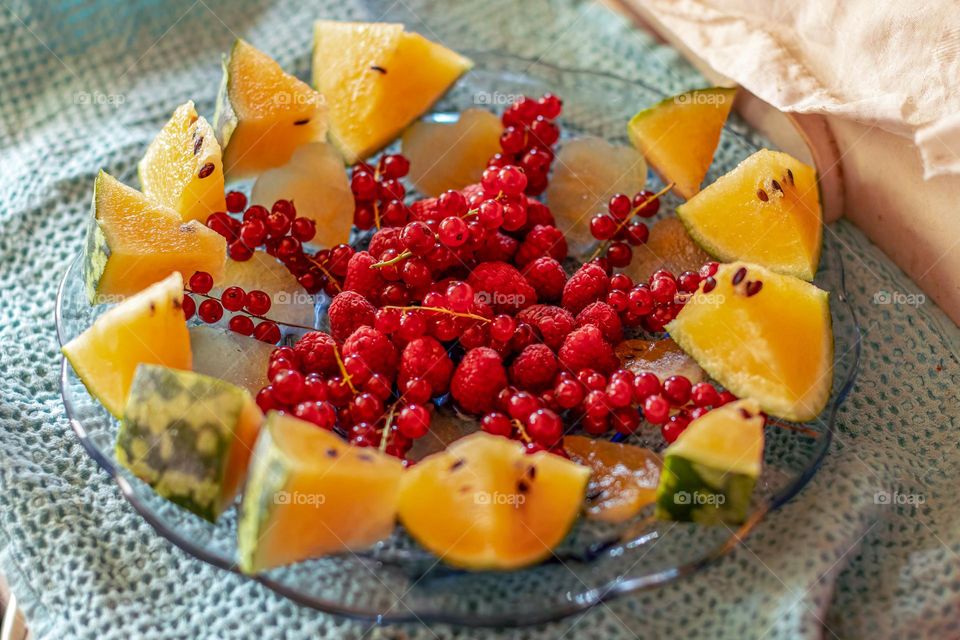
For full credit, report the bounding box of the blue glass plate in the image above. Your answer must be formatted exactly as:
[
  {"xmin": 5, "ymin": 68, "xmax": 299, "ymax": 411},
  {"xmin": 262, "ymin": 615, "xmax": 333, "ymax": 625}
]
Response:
[{"xmin": 56, "ymin": 53, "xmax": 861, "ymax": 627}]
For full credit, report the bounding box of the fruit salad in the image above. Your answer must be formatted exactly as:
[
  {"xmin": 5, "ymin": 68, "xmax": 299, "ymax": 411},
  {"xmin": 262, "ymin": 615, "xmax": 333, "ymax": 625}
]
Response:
[{"xmin": 61, "ymin": 20, "xmax": 833, "ymax": 573}]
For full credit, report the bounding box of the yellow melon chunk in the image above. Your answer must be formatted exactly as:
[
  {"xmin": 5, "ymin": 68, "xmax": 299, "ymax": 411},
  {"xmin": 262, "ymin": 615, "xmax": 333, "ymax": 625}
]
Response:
[
  {"xmin": 215, "ymin": 40, "xmax": 328, "ymax": 179},
  {"xmin": 628, "ymin": 87, "xmax": 736, "ymax": 199},
  {"xmin": 401, "ymin": 108, "xmax": 503, "ymax": 196},
  {"xmin": 138, "ymin": 101, "xmax": 226, "ymax": 222},
  {"xmin": 312, "ymin": 21, "xmax": 473, "ymax": 163},
  {"xmin": 667, "ymin": 262, "xmax": 832, "ymax": 422},
  {"xmin": 399, "ymin": 432, "xmax": 590, "ymax": 570},
  {"xmin": 238, "ymin": 413, "xmax": 403, "ymax": 573},
  {"xmin": 84, "ymin": 171, "xmax": 226, "ymax": 303},
  {"xmin": 564, "ymin": 436, "xmax": 660, "ymax": 523},
  {"xmin": 677, "ymin": 149, "xmax": 823, "ymax": 280},
  {"xmin": 62, "ymin": 273, "xmax": 192, "ymax": 417}
]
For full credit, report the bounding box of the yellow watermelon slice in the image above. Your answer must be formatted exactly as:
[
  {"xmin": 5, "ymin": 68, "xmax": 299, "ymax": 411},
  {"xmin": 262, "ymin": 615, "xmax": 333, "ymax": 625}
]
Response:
[
  {"xmin": 312, "ymin": 21, "xmax": 472, "ymax": 163},
  {"xmin": 628, "ymin": 87, "xmax": 736, "ymax": 199}
]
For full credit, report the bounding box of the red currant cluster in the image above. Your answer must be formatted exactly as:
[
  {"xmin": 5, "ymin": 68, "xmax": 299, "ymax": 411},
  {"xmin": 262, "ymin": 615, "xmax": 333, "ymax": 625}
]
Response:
[
  {"xmin": 182, "ymin": 270, "xmax": 282, "ymax": 343},
  {"xmin": 207, "ymin": 193, "xmax": 352, "ymax": 296},
  {"xmin": 350, "ymin": 153, "xmax": 411, "ymax": 230},
  {"xmin": 481, "ymin": 369, "xmax": 736, "ymax": 450},
  {"xmin": 488, "ymin": 93, "xmax": 563, "ymax": 195},
  {"xmin": 588, "ymin": 188, "xmax": 663, "ymax": 268},
  {"xmin": 603, "ymin": 261, "xmax": 717, "ymax": 334}
]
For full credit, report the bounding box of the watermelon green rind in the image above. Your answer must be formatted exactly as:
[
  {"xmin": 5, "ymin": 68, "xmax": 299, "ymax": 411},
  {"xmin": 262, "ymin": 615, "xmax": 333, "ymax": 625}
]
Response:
[
  {"xmin": 654, "ymin": 455, "xmax": 756, "ymax": 525},
  {"xmin": 117, "ymin": 364, "xmax": 247, "ymax": 522},
  {"xmin": 83, "ymin": 171, "xmax": 110, "ymax": 304},
  {"xmin": 212, "ymin": 45, "xmax": 238, "ymax": 152},
  {"xmin": 236, "ymin": 420, "xmax": 291, "ymax": 573}
]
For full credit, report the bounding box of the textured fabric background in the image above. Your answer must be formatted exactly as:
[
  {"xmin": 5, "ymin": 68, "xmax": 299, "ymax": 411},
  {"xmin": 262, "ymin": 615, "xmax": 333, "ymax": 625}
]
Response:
[{"xmin": 0, "ymin": 0, "xmax": 958, "ymax": 638}]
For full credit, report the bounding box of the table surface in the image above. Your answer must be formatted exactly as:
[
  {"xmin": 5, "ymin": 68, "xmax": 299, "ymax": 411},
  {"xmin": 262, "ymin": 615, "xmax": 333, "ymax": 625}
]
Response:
[{"xmin": 0, "ymin": 1, "xmax": 958, "ymax": 638}]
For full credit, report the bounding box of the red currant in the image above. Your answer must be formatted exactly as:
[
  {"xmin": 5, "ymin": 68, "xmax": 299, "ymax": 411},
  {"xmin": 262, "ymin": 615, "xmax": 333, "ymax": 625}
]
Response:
[
  {"xmin": 590, "ymin": 214, "xmax": 617, "ymax": 240},
  {"xmin": 294, "ymin": 400, "xmax": 336, "ymax": 429},
  {"xmin": 401, "ymin": 221, "xmax": 435, "ymax": 255},
  {"xmin": 225, "ymin": 191, "xmax": 247, "ymax": 213},
  {"xmin": 397, "ymin": 404, "xmax": 430, "ymax": 439},
  {"xmin": 607, "ymin": 193, "xmax": 631, "ymax": 219},
  {"xmin": 380, "ymin": 154, "xmax": 410, "ymax": 179},
  {"xmin": 244, "ymin": 290, "xmax": 271, "ymax": 316},
  {"xmin": 181, "ymin": 294, "xmax": 196, "ymax": 320},
  {"xmin": 271, "ymin": 199, "xmax": 296, "ymax": 220},
  {"xmin": 481, "ymin": 411, "xmax": 513, "ymax": 437},
  {"xmin": 662, "ymin": 375, "xmax": 692, "ymax": 405},
  {"xmin": 229, "ymin": 315, "xmax": 254, "ymax": 335},
  {"xmin": 554, "ymin": 378, "xmax": 584, "ymax": 409},
  {"xmin": 643, "ymin": 394, "xmax": 670, "ymax": 424},
  {"xmin": 632, "ymin": 190, "xmax": 661, "ymax": 217},
  {"xmin": 272, "ymin": 369, "xmax": 304, "ymax": 404},
  {"xmin": 633, "ymin": 371, "xmax": 661, "ymax": 401},
  {"xmin": 253, "ymin": 321, "xmax": 281, "ymax": 344},
  {"xmin": 198, "ymin": 299, "xmax": 223, "ymax": 323},
  {"xmin": 438, "ymin": 216, "xmax": 468, "ymax": 247},
  {"xmin": 291, "ymin": 217, "xmax": 316, "ymax": 242},
  {"xmin": 527, "ymin": 408, "xmax": 562, "ymax": 446}
]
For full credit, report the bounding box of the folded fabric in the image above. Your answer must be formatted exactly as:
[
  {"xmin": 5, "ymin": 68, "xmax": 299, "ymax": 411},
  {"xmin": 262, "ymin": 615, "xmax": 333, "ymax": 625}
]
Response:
[{"xmin": 632, "ymin": 0, "xmax": 960, "ymax": 179}]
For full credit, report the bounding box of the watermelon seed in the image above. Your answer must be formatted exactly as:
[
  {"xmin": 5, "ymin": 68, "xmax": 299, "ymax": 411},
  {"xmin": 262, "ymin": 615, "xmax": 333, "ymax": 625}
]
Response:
[
  {"xmin": 732, "ymin": 267, "xmax": 747, "ymax": 285},
  {"xmin": 526, "ymin": 465, "xmax": 536, "ymax": 479},
  {"xmin": 326, "ymin": 448, "xmax": 338, "ymax": 458},
  {"xmin": 786, "ymin": 168, "xmax": 795, "ymax": 185},
  {"xmin": 757, "ymin": 188, "xmax": 769, "ymax": 202},
  {"xmin": 193, "ymin": 135, "xmax": 204, "ymax": 155},
  {"xmin": 739, "ymin": 408, "xmax": 754, "ymax": 419},
  {"xmin": 745, "ymin": 280, "xmax": 763, "ymax": 297},
  {"xmin": 771, "ymin": 179, "xmax": 783, "ymax": 193},
  {"xmin": 370, "ymin": 65, "xmax": 387, "ymax": 74},
  {"xmin": 450, "ymin": 458, "xmax": 465, "ymax": 471},
  {"xmin": 517, "ymin": 480, "xmax": 529, "ymax": 493},
  {"xmin": 702, "ymin": 277, "xmax": 717, "ymax": 293},
  {"xmin": 293, "ymin": 118, "xmax": 310, "ymax": 126},
  {"xmin": 358, "ymin": 453, "xmax": 374, "ymax": 462},
  {"xmin": 198, "ymin": 162, "xmax": 215, "ymax": 179}
]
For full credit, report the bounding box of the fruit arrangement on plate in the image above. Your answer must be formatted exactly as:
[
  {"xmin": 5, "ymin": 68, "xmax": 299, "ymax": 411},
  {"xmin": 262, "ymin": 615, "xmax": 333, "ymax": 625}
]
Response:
[{"xmin": 60, "ymin": 21, "xmax": 833, "ymax": 575}]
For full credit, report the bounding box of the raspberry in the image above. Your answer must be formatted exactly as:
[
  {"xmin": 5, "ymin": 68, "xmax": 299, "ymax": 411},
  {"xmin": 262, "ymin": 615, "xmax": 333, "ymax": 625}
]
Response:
[
  {"xmin": 575, "ymin": 301, "xmax": 623, "ymax": 344},
  {"xmin": 561, "ymin": 262, "xmax": 609, "ymax": 315},
  {"xmin": 451, "ymin": 347, "xmax": 508, "ymax": 414},
  {"xmin": 328, "ymin": 291, "xmax": 377, "ymax": 342},
  {"xmin": 293, "ymin": 331, "xmax": 339, "ymax": 376},
  {"xmin": 514, "ymin": 224, "xmax": 568, "ymax": 267},
  {"xmin": 343, "ymin": 251, "xmax": 385, "ymax": 303},
  {"xmin": 522, "ymin": 257, "xmax": 567, "ymax": 302},
  {"xmin": 558, "ymin": 324, "xmax": 619, "ymax": 375},
  {"xmin": 508, "ymin": 344, "xmax": 558, "ymax": 392},
  {"xmin": 475, "ymin": 232, "xmax": 519, "ymax": 263},
  {"xmin": 466, "ymin": 261, "xmax": 536, "ymax": 314},
  {"xmin": 409, "ymin": 197, "xmax": 441, "ymax": 222},
  {"xmin": 398, "ymin": 336, "xmax": 454, "ymax": 397},
  {"xmin": 521, "ymin": 200, "xmax": 555, "ymax": 231},
  {"xmin": 341, "ymin": 326, "xmax": 398, "ymax": 377},
  {"xmin": 516, "ymin": 304, "xmax": 575, "ymax": 351},
  {"xmin": 368, "ymin": 226, "xmax": 404, "ymax": 259}
]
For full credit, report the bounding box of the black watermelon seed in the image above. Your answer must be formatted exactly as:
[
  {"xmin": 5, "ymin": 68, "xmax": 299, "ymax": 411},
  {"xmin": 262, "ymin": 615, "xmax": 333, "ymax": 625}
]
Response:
[
  {"xmin": 786, "ymin": 168, "xmax": 795, "ymax": 185},
  {"xmin": 293, "ymin": 118, "xmax": 310, "ymax": 126},
  {"xmin": 450, "ymin": 458, "xmax": 465, "ymax": 471},
  {"xmin": 732, "ymin": 267, "xmax": 747, "ymax": 285},
  {"xmin": 370, "ymin": 65, "xmax": 387, "ymax": 74},
  {"xmin": 197, "ymin": 162, "xmax": 215, "ymax": 179},
  {"xmin": 702, "ymin": 277, "xmax": 717, "ymax": 293},
  {"xmin": 193, "ymin": 135, "xmax": 204, "ymax": 155},
  {"xmin": 746, "ymin": 280, "xmax": 763, "ymax": 296},
  {"xmin": 757, "ymin": 189, "xmax": 769, "ymax": 202},
  {"xmin": 771, "ymin": 179, "xmax": 783, "ymax": 192},
  {"xmin": 739, "ymin": 408, "xmax": 754, "ymax": 419}
]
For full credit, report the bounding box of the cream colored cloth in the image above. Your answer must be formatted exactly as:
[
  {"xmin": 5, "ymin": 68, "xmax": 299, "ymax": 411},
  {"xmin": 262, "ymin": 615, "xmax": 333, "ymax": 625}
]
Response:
[{"xmin": 638, "ymin": 0, "xmax": 960, "ymax": 179}]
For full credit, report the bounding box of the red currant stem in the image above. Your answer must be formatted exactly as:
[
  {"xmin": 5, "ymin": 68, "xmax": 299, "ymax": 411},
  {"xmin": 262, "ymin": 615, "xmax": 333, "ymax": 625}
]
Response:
[
  {"xmin": 184, "ymin": 289, "xmax": 316, "ymax": 332},
  {"xmin": 372, "ymin": 249, "xmax": 413, "ymax": 269},
  {"xmin": 766, "ymin": 418, "xmax": 820, "ymax": 438},
  {"xmin": 331, "ymin": 344, "xmax": 358, "ymax": 394},
  {"xmin": 379, "ymin": 403, "xmax": 398, "ymax": 453},
  {"xmin": 373, "ymin": 199, "xmax": 381, "ymax": 231},
  {"xmin": 587, "ymin": 182, "xmax": 674, "ymax": 262},
  {"xmin": 304, "ymin": 255, "xmax": 343, "ymax": 293},
  {"xmin": 512, "ymin": 418, "xmax": 532, "ymax": 444},
  {"xmin": 382, "ymin": 305, "xmax": 491, "ymax": 323}
]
